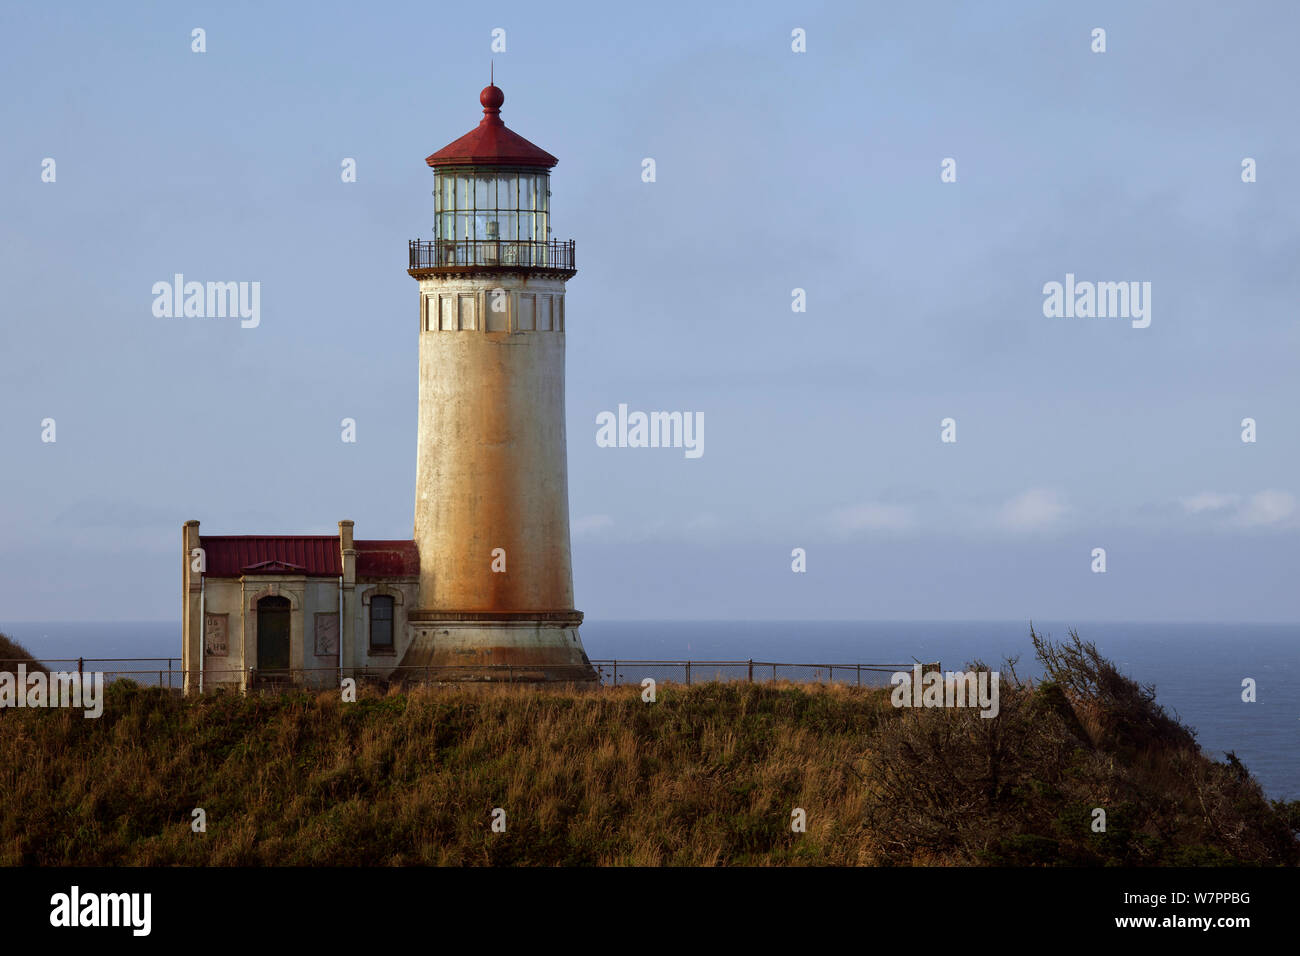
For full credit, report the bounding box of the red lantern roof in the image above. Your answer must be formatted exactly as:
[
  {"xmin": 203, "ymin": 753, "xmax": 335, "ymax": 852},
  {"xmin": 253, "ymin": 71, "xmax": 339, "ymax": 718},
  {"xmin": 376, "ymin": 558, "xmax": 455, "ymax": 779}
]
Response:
[{"xmin": 425, "ymin": 84, "xmax": 558, "ymax": 169}]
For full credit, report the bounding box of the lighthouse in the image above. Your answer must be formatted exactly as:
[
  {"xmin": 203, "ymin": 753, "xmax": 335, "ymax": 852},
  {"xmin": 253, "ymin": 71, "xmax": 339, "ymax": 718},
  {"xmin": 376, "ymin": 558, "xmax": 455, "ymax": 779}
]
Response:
[{"xmin": 399, "ymin": 82, "xmax": 597, "ymax": 683}]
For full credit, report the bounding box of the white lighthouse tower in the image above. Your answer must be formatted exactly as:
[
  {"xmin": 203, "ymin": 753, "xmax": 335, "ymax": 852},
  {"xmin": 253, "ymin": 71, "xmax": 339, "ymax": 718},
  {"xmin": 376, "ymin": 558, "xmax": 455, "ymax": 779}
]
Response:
[{"xmin": 399, "ymin": 82, "xmax": 597, "ymax": 683}]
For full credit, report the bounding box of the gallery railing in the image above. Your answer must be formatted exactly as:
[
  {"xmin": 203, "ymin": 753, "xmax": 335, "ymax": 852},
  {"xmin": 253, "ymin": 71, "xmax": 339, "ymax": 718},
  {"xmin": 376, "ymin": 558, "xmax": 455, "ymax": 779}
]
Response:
[{"xmin": 408, "ymin": 239, "xmax": 576, "ymax": 272}]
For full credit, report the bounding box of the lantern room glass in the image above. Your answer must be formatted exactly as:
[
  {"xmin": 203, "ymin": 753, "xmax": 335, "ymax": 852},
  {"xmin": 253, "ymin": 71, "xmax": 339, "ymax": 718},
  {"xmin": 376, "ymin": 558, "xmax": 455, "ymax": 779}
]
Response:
[{"xmin": 433, "ymin": 168, "xmax": 551, "ymax": 243}]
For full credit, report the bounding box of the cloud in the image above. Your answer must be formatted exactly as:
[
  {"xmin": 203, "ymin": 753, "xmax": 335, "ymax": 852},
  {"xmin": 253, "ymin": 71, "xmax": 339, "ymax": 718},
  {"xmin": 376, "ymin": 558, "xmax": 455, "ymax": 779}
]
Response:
[
  {"xmin": 1178, "ymin": 490, "xmax": 1295, "ymax": 528},
  {"xmin": 830, "ymin": 502, "xmax": 914, "ymax": 533},
  {"xmin": 683, "ymin": 513, "xmax": 722, "ymax": 533},
  {"xmin": 1178, "ymin": 492, "xmax": 1241, "ymax": 514},
  {"xmin": 998, "ymin": 489, "xmax": 1067, "ymax": 532},
  {"xmin": 1233, "ymin": 490, "xmax": 1296, "ymax": 527}
]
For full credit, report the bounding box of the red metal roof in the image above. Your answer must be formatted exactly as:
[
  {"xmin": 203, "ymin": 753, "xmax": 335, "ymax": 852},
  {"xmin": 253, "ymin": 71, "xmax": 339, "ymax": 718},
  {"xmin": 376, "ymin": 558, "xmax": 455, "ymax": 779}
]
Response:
[
  {"xmin": 356, "ymin": 540, "xmax": 420, "ymax": 577},
  {"xmin": 202, "ymin": 536, "xmax": 341, "ymax": 577},
  {"xmin": 200, "ymin": 536, "xmax": 419, "ymax": 578},
  {"xmin": 425, "ymin": 84, "xmax": 558, "ymax": 169}
]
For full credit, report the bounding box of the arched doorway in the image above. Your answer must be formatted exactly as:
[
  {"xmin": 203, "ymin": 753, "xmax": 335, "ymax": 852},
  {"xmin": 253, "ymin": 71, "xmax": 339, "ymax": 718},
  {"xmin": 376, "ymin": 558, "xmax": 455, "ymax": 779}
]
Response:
[{"xmin": 256, "ymin": 595, "xmax": 291, "ymax": 682}]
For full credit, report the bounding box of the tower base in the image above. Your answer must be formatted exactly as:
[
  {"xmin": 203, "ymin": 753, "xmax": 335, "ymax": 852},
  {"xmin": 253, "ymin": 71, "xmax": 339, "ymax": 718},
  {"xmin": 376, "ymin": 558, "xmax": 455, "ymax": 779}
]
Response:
[{"xmin": 398, "ymin": 612, "xmax": 598, "ymax": 684}]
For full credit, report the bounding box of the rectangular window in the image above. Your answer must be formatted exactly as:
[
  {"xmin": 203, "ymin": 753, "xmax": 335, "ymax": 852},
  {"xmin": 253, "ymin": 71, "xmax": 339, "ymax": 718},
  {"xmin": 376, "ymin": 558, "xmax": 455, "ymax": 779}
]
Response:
[
  {"xmin": 458, "ymin": 293, "xmax": 477, "ymax": 330},
  {"xmin": 370, "ymin": 595, "xmax": 394, "ymax": 651},
  {"xmin": 517, "ymin": 294, "xmax": 535, "ymax": 331},
  {"xmin": 486, "ymin": 292, "xmax": 508, "ymax": 332},
  {"xmin": 440, "ymin": 295, "xmax": 456, "ymax": 331},
  {"xmin": 537, "ymin": 295, "xmax": 552, "ymax": 331}
]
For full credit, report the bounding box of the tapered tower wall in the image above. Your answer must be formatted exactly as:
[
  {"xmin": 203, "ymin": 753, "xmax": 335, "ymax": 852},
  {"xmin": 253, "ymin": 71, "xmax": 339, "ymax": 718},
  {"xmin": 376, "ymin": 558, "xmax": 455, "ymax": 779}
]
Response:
[{"xmin": 412, "ymin": 274, "xmax": 574, "ymax": 614}]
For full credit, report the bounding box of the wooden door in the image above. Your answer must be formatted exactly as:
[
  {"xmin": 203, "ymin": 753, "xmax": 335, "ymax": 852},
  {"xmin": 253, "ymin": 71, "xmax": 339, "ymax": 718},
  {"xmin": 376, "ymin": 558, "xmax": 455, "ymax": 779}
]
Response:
[{"xmin": 257, "ymin": 596, "xmax": 291, "ymax": 678}]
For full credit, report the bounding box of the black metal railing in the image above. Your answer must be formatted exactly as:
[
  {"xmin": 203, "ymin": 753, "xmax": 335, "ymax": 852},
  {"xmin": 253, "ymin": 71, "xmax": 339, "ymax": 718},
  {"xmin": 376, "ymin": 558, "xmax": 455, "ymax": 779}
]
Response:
[
  {"xmin": 409, "ymin": 239, "xmax": 576, "ymax": 272},
  {"xmin": 1, "ymin": 658, "xmax": 929, "ymax": 694},
  {"xmin": 0, "ymin": 657, "xmax": 183, "ymax": 690},
  {"xmin": 592, "ymin": 659, "xmax": 921, "ymax": 688}
]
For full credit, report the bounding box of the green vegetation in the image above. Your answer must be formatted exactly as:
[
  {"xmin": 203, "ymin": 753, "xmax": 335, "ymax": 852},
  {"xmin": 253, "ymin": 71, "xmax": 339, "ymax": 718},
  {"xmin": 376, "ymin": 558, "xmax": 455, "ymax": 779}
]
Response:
[{"xmin": 0, "ymin": 628, "xmax": 1295, "ymax": 866}]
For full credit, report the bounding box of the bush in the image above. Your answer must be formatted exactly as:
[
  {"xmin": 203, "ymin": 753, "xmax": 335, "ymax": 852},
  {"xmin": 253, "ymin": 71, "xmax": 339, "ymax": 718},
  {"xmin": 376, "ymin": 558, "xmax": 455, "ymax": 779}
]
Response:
[{"xmin": 859, "ymin": 628, "xmax": 1298, "ymax": 866}]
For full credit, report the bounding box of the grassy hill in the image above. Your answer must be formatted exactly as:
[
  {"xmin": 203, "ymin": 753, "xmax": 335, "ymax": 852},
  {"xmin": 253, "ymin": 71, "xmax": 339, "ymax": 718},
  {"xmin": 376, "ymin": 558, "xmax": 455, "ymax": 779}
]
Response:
[
  {"xmin": 0, "ymin": 629, "xmax": 1295, "ymax": 866},
  {"xmin": 0, "ymin": 633, "xmax": 47, "ymax": 675}
]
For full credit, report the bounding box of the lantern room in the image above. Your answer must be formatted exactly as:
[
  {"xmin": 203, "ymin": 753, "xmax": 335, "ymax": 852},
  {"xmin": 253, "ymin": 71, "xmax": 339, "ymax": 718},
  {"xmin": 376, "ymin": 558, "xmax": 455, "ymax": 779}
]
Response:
[
  {"xmin": 413, "ymin": 83, "xmax": 573, "ymax": 273},
  {"xmin": 432, "ymin": 166, "xmax": 549, "ymax": 243}
]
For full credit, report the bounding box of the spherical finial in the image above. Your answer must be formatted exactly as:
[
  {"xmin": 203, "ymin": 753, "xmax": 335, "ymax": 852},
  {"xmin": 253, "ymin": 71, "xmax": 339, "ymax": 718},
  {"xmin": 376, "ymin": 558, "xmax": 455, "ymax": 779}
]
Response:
[{"xmin": 480, "ymin": 84, "xmax": 504, "ymax": 110}]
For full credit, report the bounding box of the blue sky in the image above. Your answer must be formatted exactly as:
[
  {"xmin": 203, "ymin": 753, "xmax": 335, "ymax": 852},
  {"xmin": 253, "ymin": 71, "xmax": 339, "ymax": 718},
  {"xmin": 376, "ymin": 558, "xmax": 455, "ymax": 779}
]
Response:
[{"xmin": 1, "ymin": 0, "xmax": 1296, "ymax": 622}]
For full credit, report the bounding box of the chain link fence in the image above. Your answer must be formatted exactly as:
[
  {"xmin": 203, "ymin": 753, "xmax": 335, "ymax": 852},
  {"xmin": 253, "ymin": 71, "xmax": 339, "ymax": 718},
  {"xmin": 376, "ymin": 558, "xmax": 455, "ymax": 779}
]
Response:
[
  {"xmin": 591, "ymin": 660, "xmax": 917, "ymax": 687},
  {"xmin": 2, "ymin": 658, "xmax": 931, "ymax": 693},
  {"xmin": 0, "ymin": 657, "xmax": 185, "ymax": 690}
]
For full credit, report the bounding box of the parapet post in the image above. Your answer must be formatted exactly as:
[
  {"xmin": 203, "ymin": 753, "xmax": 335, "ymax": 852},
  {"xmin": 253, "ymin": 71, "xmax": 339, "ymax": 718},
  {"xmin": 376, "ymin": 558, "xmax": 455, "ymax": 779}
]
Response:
[
  {"xmin": 339, "ymin": 520, "xmax": 356, "ymax": 680},
  {"xmin": 182, "ymin": 519, "xmax": 202, "ymax": 695}
]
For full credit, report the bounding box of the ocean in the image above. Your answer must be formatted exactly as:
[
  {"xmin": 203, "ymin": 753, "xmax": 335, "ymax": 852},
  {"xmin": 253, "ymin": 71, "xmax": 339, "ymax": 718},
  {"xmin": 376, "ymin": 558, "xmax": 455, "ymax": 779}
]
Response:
[{"xmin": 3, "ymin": 619, "xmax": 1296, "ymax": 801}]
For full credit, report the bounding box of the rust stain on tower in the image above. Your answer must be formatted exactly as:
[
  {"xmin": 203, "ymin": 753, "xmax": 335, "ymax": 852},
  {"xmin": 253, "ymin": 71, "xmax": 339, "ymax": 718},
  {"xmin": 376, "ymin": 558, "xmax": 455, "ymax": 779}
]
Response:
[{"xmin": 401, "ymin": 82, "xmax": 596, "ymax": 682}]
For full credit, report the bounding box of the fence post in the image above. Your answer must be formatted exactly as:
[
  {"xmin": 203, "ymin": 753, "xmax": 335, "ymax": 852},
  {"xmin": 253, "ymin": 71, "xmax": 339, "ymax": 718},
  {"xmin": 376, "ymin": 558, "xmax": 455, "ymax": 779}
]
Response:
[
  {"xmin": 686, "ymin": 661, "xmax": 691, "ymax": 686},
  {"xmin": 773, "ymin": 663, "xmax": 777, "ymax": 682},
  {"xmin": 612, "ymin": 660, "xmax": 617, "ymax": 686},
  {"xmin": 747, "ymin": 659, "xmax": 753, "ymax": 683},
  {"xmin": 856, "ymin": 664, "xmax": 861, "ymax": 687},
  {"xmin": 828, "ymin": 665, "xmax": 833, "ymax": 684},
  {"xmin": 77, "ymin": 657, "xmax": 83, "ymax": 680}
]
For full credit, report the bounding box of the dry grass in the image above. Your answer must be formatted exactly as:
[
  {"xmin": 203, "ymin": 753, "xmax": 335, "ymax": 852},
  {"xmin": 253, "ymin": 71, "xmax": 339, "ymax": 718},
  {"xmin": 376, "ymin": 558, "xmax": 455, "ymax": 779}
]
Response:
[
  {"xmin": 0, "ymin": 629, "xmax": 1295, "ymax": 867},
  {"xmin": 0, "ymin": 679, "xmax": 887, "ymax": 866}
]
